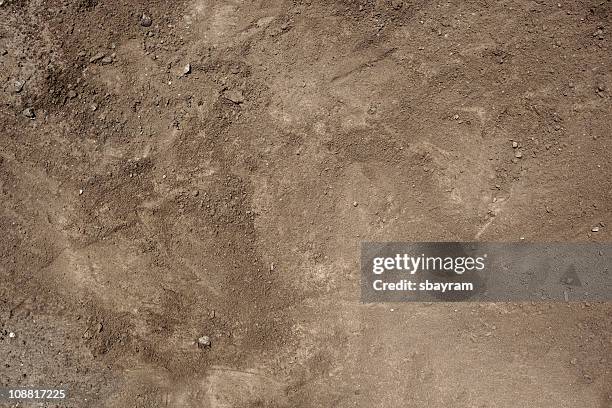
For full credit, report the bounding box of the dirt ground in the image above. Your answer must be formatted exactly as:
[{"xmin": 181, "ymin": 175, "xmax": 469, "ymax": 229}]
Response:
[{"xmin": 1, "ymin": 0, "xmax": 611, "ymax": 406}]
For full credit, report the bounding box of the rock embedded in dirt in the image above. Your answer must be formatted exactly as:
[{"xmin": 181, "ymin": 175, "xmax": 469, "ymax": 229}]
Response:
[
  {"xmin": 591, "ymin": 226, "xmax": 600, "ymax": 233},
  {"xmin": 197, "ymin": 335, "xmax": 211, "ymax": 348},
  {"xmin": 223, "ymin": 89, "xmax": 245, "ymax": 104},
  {"xmin": 14, "ymin": 80, "xmax": 25, "ymax": 93},
  {"xmin": 514, "ymin": 150, "xmax": 523, "ymax": 159},
  {"xmin": 140, "ymin": 13, "xmax": 152, "ymax": 27},
  {"xmin": 89, "ymin": 52, "xmax": 105, "ymax": 63},
  {"xmin": 101, "ymin": 56, "xmax": 113, "ymax": 65},
  {"xmin": 593, "ymin": 29, "xmax": 604, "ymax": 39},
  {"xmin": 183, "ymin": 64, "xmax": 191, "ymax": 76},
  {"xmin": 22, "ymin": 107, "xmax": 35, "ymax": 119},
  {"xmin": 512, "ymin": 141, "xmax": 518, "ymax": 148}
]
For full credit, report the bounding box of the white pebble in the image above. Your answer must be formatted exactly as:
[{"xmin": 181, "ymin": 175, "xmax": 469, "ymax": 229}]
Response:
[{"xmin": 197, "ymin": 335, "xmax": 211, "ymax": 348}]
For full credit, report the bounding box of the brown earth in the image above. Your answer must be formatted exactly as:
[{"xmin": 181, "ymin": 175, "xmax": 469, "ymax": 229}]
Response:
[{"xmin": 1, "ymin": 0, "xmax": 611, "ymax": 407}]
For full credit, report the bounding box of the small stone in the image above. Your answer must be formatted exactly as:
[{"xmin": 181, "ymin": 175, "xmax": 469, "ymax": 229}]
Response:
[
  {"xmin": 591, "ymin": 226, "xmax": 600, "ymax": 233},
  {"xmin": 197, "ymin": 335, "xmax": 211, "ymax": 348},
  {"xmin": 89, "ymin": 52, "xmax": 105, "ymax": 63},
  {"xmin": 192, "ymin": 189, "xmax": 199, "ymax": 197},
  {"xmin": 512, "ymin": 141, "xmax": 518, "ymax": 148},
  {"xmin": 452, "ymin": 114, "xmax": 459, "ymax": 120},
  {"xmin": 140, "ymin": 13, "xmax": 153, "ymax": 27},
  {"xmin": 514, "ymin": 150, "xmax": 523, "ymax": 159},
  {"xmin": 223, "ymin": 89, "xmax": 244, "ymax": 104},
  {"xmin": 101, "ymin": 56, "xmax": 113, "ymax": 65},
  {"xmin": 91, "ymin": 103, "xmax": 98, "ymax": 111},
  {"xmin": 22, "ymin": 107, "xmax": 35, "ymax": 119},
  {"xmin": 597, "ymin": 83, "xmax": 605, "ymax": 92},
  {"xmin": 14, "ymin": 80, "xmax": 25, "ymax": 93},
  {"xmin": 8, "ymin": 332, "xmax": 15, "ymax": 338},
  {"xmin": 391, "ymin": 0, "xmax": 403, "ymax": 9},
  {"xmin": 79, "ymin": 189, "xmax": 84, "ymax": 195},
  {"xmin": 68, "ymin": 90, "xmax": 77, "ymax": 99},
  {"xmin": 352, "ymin": 201, "xmax": 358, "ymax": 207},
  {"xmin": 570, "ymin": 358, "xmax": 577, "ymax": 365},
  {"xmin": 183, "ymin": 64, "xmax": 191, "ymax": 76}
]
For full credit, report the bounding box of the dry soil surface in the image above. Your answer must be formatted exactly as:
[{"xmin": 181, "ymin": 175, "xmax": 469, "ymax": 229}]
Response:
[{"xmin": 1, "ymin": 0, "xmax": 611, "ymax": 407}]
